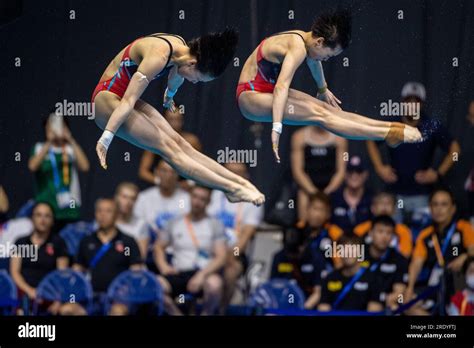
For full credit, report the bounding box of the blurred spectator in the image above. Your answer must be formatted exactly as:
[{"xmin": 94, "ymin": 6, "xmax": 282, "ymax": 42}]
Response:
[
  {"xmin": 114, "ymin": 182, "xmax": 149, "ymax": 258},
  {"xmin": 10, "ymin": 202, "xmax": 72, "ymax": 314},
  {"xmin": 448, "ymin": 256, "xmax": 474, "ymax": 316},
  {"xmin": 73, "ymin": 198, "xmax": 143, "ymax": 314},
  {"xmin": 405, "ymin": 188, "xmax": 474, "ymax": 315},
  {"xmin": 134, "ymin": 160, "xmax": 190, "ymax": 234},
  {"xmin": 138, "ymin": 106, "xmax": 202, "ymax": 186},
  {"xmin": 0, "ymin": 185, "xmax": 9, "ymax": 223},
  {"xmin": 206, "ymin": 163, "xmax": 264, "ymax": 307},
  {"xmin": 0, "ymin": 186, "xmax": 32, "ymax": 270},
  {"xmin": 464, "ymin": 101, "xmax": 474, "ymax": 225},
  {"xmin": 318, "ymin": 235, "xmax": 383, "ymax": 312},
  {"xmin": 271, "ymin": 192, "xmax": 343, "ymax": 309},
  {"xmin": 28, "ymin": 112, "xmax": 90, "ymax": 233},
  {"xmin": 363, "ymin": 215, "xmax": 408, "ymax": 310},
  {"xmin": 330, "ymin": 155, "xmax": 372, "ymax": 234},
  {"xmin": 291, "ymin": 126, "xmax": 347, "ymax": 223},
  {"xmin": 354, "ymin": 192, "xmax": 413, "ymax": 258},
  {"xmin": 156, "ymin": 186, "xmax": 227, "ymax": 315},
  {"xmin": 367, "ymin": 82, "xmax": 460, "ymax": 223}
]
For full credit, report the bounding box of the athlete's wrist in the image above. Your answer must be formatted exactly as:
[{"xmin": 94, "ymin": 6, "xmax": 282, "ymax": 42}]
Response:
[
  {"xmin": 272, "ymin": 122, "xmax": 283, "ymax": 134},
  {"xmin": 318, "ymin": 84, "xmax": 328, "ymax": 94},
  {"xmin": 98, "ymin": 129, "xmax": 115, "ymax": 149}
]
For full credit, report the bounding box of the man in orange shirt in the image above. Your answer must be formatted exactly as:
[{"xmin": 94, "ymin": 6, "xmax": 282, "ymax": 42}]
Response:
[
  {"xmin": 405, "ymin": 188, "xmax": 474, "ymax": 315},
  {"xmin": 354, "ymin": 191, "xmax": 412, "ymax": 258}
]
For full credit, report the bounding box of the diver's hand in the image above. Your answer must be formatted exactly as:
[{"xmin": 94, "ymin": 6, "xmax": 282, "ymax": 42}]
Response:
[
  {"xmin": 317, "ymin": 89, "xmax": 342, "ymax": 110},
  {"xmin": 271, "ymin": 122, "xmax": 282, "ymax": 163},
  {"xmin": 97, "ymin": 130, "xmax": 114, "ymax": 170}
]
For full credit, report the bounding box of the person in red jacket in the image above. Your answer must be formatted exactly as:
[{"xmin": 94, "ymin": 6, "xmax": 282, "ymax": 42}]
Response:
[{"xmin": 448, "ymin": 256, "xmax": 474, "ymax": 316}]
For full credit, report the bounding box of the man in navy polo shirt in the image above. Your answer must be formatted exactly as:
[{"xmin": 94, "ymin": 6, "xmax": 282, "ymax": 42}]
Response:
[
  {"xmin": 330, "ymin": 155, "xmax": 372, "ymax": 234},
  {"xmin": 73, "ymin": 198, "xmax": 143, "ymax": 315}
]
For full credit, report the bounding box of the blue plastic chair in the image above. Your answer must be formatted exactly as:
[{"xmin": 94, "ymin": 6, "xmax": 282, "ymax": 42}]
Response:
[
  {"xmin": 59, "ymin": 221, "xmax": 95, "ymax": 257},
  {"xmin": 248, "ymin": 278, "xmax": 306, "ymax": 314},
  {"xmin": 0, "ymin": 270, "xmax": 18, "ymax": 315},
  {"xmin": 34, "ymin": 269, "xmax": 93, "ymax": 315},
  {"xmin": 105, "ymin": 270, "xmax": 164, "ymax": 316}
]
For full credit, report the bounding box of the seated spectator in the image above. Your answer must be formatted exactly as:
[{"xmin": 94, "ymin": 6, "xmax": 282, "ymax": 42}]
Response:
[
  {"xmin": 330, "ymin": 155, "xmax": 372, "ymax": 234},
  {"xmin": 0, "ymin": 185, "xmax": 9, "ymax": 223},
  {"xmin": 155, "ymin": 186, "xmax": 227, "ymax": 315},
  {"xmin": 28, "ymin": 112, "xmax": 90, "ymax": 233},
  {"xmin": 291, "ymin": 126, "xmax": 347, "ymax": 223},
  {"xmin": 448, "ymin": 256, "xmax": 474, "ymax": 316},
  {"xmin": 206, "ymin": 163, "xmax": 264, "ymax": 307},
  {"xmin": 134, "ymin": 160, "xmax": 190, "ymax": 234},
  {"xmin": 362, "ymin": 215, "xmax": 408, "ymax": 310},
  {"xmin": 73, "ymin": 198, "xmax": 143, "ymax": 315},
  {"xmin": 405, "ymin": 188, "xmax": 474, "ymax": 315},
  {"xmin": 138, "ymin": 106, "xmax": 202, "ymax": 188},
  {"xmin": 367, "ymin": 82, "xmax": 460, "ymax": 224},
  {"xmin": 0, "ymin": 186, "xmax": 32, "ymax": 270},
  {"xmin": 114, "ymin": 182, "xmax": 149, "ymax": 258},
  {"xmin": 10, "ymin": 202, "xmax": 74, "ymax": 315},
  {"xmin": 354, "ymin": 191, "xmax": 413, "ymax": 258},
  {"xmin": 318, "ymin": 235, "xmax": 383, "ymax": 312},
  {"xmin": 271, "ymin": 192, "xmax": 343, "ymax": 309}
]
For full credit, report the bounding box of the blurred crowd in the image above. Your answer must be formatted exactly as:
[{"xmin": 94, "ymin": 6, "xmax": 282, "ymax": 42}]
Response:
[{"xmin": 0, "ymin": 82, "xmax": 473, "ymax": 316}]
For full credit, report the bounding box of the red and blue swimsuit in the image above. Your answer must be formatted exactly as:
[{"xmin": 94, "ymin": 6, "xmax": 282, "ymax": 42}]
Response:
[
  {"xmin": 92, "ymin": 34, "xmax": 186, "ymax": 103},
  {"xmin": 236, "ymin": 32, "xmax": 305, "ymax": 102}
]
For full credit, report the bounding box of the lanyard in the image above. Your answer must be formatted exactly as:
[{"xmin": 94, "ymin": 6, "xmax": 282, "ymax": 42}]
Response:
[
  {"xmin": 49, "ymin": 146, "xmax": 70, "ymax": 189},
  {"xmin": 369, "ymin": 249, "xmax": 390, "ymax": 272},
  {"xmin": 184, "ymin": 215, "xmax": 200, "ymax": 249},
  {"xmin": 89, "ymin": 242, "xmax": 112, "ymax": 268},
  {"xmin": 333, "ymin": 266, "xmax": 367, "ymax": 309},
  {"xmin": 431, "ymin": 222, "xmax": 456, "ymax": 267},
  {"xmin": 310, "ymin": 229, "xmax": 328, "ymax": 251}
]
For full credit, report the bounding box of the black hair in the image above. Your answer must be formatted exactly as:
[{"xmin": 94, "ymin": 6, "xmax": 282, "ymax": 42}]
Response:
[
  {"xmin": 371, "ymin": 214, "xmax": 396, "ymax": 230},
  {"xmin": 31, "ymin": 201, "xmax": 55, "ymax": 219},
  {"xmin": 187, "ymin": 28, "xmax": 239, "ymax": 77},
  {"xmin": 463, "ymin": 256, "xmax": 474, "ymax": 275},
  {"xmin": 308, "ymin": 191, "xmax": 331, "ymax": 210},
  {"xmin": 311, "ymin": 9, "xmax": 352, "ymax": 49},
  {"xmin": 192, "ymin": 184, "xmax": 212, "ymax": 194},
  {"xmin": 429, "ymin": 187, "xmax": 456, "ymax": 205},
  {"xmin": 339, "ymin": 234, "xmax": 363, "ymax": 246}
]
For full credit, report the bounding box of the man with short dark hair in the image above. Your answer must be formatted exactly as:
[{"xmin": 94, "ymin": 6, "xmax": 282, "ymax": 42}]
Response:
[
  {"xmin": 318, "ymin": 235, "xmax": 383, "ymax": 312},
  {"xmin": 354, "ymin": 192, "xmax": 413, "ymax": 258},
  {"xmin": 363, "ymin": 215, "xmax": 409, "ymax": 310},
  {"xmin": 73, "ymin": 198, "xmax": 143, "ymax": 314}
]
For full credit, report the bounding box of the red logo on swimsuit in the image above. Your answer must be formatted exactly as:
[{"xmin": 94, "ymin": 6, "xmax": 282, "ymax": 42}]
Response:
[
  {"xmin": 45, "ymin": 243, "xmax": 54, "ymax": 256},
  {"xmin": 115, "ymin": 241, "xmax": 124, "ymax": 253}
]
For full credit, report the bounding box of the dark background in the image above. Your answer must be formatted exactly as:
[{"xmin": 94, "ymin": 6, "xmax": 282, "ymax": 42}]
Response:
[{"xmin": 1, "ymin": 0, "xmax": 473, "ymax": 220}]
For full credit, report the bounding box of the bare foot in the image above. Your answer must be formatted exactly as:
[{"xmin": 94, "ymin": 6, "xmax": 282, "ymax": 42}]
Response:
[{"xmin": 225, "ymin": 186, "xmax": 265, "ymax": 206}]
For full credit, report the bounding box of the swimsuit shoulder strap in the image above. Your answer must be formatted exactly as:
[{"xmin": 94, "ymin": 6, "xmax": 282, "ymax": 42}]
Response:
[
  {"xmin": 270, "ymin": 31, "xmax": 306, "ymax": 43},
  {"xmin": 148, "ymin": 33, "xmax": 187, "ymax": 46},
  {"xmin": 145, "ymin": 34, "xmax": 176, "ymax": 73},
  {"xmin": 258, "ymin": 31, "xmax": 306, "ymax": 61}
]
